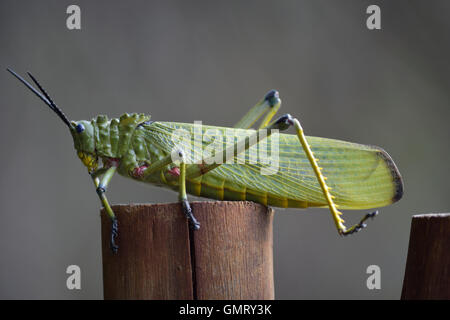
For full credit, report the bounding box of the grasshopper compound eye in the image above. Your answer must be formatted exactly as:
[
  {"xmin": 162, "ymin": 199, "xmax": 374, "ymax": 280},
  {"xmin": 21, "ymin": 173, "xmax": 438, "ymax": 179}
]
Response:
[{"xmin": 76, "ymin": 123, "xmax": 85, "ymax": 133}]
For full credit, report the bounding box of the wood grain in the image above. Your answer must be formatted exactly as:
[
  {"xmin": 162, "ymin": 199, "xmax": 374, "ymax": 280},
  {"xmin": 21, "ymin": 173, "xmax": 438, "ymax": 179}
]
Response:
[
  {"xmin": 190, "ymin": 201, "xmax": 274, "ymax": 300},
  {"xmin": 101, "ymin": 201, "xmax": 274, "ymax": 300},
  {"xmin": 401, "ymin": 213, "xmax": 450, "ymax": 299},
  {"xmin": 101, "ymin": 203, "xmax": 193, "ymax": 299}
]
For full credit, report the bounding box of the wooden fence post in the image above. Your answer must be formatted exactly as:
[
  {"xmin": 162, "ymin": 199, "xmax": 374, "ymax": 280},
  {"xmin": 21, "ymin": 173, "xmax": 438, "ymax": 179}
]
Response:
[
  {"xmin": 401, "ymin": 213, "xmax": 450, "ymax": 299},
  {"xmin": 101, "ymin": 201, "xmax": 274, "ymax": 300}
]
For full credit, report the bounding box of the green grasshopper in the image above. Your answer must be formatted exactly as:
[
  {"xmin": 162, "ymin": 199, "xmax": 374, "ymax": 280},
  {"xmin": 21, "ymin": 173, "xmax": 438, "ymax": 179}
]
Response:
[{"xmin": 8, "ymin": 68, "xmax": 403, "ymax": 253}]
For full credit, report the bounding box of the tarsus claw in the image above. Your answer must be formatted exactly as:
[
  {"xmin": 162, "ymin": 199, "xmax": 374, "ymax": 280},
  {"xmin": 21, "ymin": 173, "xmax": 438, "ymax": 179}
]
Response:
[
  {"xmin": 340, "ymin": 211, "xmax": 378, "ymax": 236},
  {"xmin": 190, "ymin": 220, "xmax": 201, "ymax": 230},
  {"xmin": 182, "ymin": 199, "xmax": 201, "ymax": 231}
]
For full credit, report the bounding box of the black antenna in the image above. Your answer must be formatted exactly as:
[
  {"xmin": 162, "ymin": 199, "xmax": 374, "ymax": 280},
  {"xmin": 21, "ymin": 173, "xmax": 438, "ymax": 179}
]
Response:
[{"xmin": 7, "ymin": 68, "xmax": 72, "ymax": 128}]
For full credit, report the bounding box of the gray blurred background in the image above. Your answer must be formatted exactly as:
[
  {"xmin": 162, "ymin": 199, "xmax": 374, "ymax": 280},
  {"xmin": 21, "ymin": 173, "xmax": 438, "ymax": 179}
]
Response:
[{"xmin": 0, "ymin": 0, "xmax": 449, "ymax": 299}]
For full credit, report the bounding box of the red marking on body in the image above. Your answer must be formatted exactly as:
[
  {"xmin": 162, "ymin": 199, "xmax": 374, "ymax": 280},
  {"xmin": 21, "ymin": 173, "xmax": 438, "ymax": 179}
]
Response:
[
  {"xmin": 198, "ymin": 163, "xmax": 207, "ymax": 174},
  {"xmin": 104, "ymin": 157, "xmax": 120, "ymax": 168},
  {"xmin": 168, "ymin": 167, "xmax": 180, "ymax": 177},
  {"xmin": 132, "ymin": 164, "xmax": 149, "ymax": 178}
]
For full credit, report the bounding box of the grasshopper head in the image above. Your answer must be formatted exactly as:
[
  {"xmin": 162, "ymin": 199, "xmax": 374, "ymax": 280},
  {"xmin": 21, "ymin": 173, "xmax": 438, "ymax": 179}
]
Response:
[
  {"xmin": 7, "ymin": 69, "xmax": 98, "ymax": 172},
  {"xmin": 70, "ymin": 120, "xmax": 98, "ymax": 172}
]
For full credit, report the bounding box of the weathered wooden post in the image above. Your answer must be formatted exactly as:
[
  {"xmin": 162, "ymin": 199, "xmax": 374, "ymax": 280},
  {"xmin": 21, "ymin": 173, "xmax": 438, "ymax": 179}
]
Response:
[
  {"xmin": 101, "ymin": 201, "xmax": 274, "ymax": 300},
  {"xmin": 401, "ymin": 213, "xmax": 450, "ymax": 299}
]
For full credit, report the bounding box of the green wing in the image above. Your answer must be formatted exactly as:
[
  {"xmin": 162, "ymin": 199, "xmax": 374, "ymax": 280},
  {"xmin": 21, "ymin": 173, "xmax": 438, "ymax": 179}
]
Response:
[
  {"xmin": 142, "ymin": 122, "xmax": 403, "ymax": 210},
  {"xmin": 207, "ymin": 134, "xmax": 403, "ymax": 209}
]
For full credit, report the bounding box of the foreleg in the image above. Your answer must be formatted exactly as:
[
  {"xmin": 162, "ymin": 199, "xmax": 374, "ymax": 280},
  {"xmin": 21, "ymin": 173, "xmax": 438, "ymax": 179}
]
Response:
[{"xmin": 91, "ymin": 166, "xmax": 119, "ymax": 253}]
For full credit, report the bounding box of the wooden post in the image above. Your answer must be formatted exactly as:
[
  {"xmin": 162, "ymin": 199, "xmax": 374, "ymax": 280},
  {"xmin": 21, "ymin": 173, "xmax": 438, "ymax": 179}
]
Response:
[
  {"xmin": 101, "ymin": 201, "xmax": 274, "ymax": 300},
  {"xmin": 401, "ymin": 213, "xmax": 450, "ymax": 300}
]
